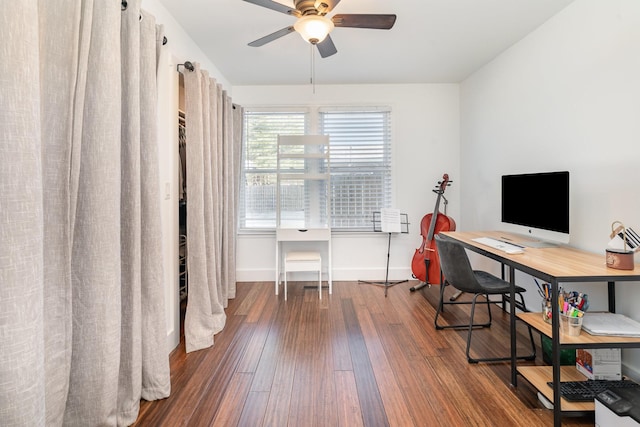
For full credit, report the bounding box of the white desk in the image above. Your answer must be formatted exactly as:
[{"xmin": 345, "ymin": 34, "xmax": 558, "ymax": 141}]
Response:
[{"xmin": 275, "ymin": 228, "xmax": 332, "ymax": 294}]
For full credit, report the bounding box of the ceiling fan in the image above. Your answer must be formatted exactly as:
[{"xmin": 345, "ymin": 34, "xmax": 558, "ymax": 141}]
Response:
[{"xmin": 243, "ymin": 0, "xmax": 397, "ymax": 58}]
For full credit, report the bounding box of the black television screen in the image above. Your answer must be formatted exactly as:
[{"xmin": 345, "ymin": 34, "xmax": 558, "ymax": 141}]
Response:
[{"xmin": 501, "ymin": 171, "xmax": 570, "ymax": 243}]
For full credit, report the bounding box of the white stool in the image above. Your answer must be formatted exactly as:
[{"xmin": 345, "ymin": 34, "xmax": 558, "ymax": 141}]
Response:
[{"xmin": 283, "ymin": 251, "xmax": 322, "ymax": 300}]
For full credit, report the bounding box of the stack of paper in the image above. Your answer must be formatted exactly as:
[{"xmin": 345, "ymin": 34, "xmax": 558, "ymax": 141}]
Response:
[{"xmin": 581, "ymin": 313, "xmax": 640, "ymax": 337}]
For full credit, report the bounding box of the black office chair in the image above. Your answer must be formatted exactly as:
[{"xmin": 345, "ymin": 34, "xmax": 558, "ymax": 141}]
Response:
[{"xmin": 434, "ymin": 234, "xmax": 536, "ymax": 363}]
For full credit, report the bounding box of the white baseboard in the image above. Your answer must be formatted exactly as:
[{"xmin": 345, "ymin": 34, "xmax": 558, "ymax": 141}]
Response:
[{"xmin": 236, "ymin": 267, "xmax": 413, "ymax": 283}]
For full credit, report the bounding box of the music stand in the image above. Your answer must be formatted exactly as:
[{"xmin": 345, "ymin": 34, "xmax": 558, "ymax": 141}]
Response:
[{"xmin": 359, "ymin": 209, "xmax": 410, "ymax": 297}]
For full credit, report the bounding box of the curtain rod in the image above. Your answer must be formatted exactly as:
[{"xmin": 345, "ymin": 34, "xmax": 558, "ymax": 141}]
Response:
[{"xmin": 177, "ymin": 61, "xmax": 195, "ymax": 73}]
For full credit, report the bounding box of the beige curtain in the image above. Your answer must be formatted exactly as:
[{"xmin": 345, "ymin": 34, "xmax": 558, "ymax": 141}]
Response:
[
  {"xmin": 183, "ymin": 65, "xmax": 242, "ymax": 353},
  {"xmin": 0, "ymin": 1, "xmax": 170, "ymax": 425}
]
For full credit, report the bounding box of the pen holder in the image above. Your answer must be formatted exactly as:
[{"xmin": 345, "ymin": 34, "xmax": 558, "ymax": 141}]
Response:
[
  {"xmin": 560, "ymin": 313, "xmax": 583, "ymax": 337},
  {"xmin": 541, "ymin": 300, "xmax": 552, "ymax": 324}
]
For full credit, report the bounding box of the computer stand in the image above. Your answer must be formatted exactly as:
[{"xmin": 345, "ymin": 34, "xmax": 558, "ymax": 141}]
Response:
[{"xmin": 359, "ymin": 231, "xmax": 408, "ymax": 297}]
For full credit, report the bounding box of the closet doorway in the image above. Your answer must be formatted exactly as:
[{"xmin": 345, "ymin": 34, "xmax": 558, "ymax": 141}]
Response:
[{"xmin": 177, "ymin": 73, "xmax": 187, "ymax": 330}]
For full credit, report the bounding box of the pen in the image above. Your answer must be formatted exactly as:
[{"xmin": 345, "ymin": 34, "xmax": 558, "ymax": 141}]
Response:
[
  {"xmin": 578, "ymin": 294, "xmax": 587, "ymax": 310},
  {"xmin": 534, "ymin": 279, "xmax": 546, "ymax": 299},
  {"xmin": 582, "ymin": 300, "xmax": 589, "ymax": 311}
]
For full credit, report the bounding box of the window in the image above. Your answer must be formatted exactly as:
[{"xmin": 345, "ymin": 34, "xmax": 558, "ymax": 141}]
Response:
[
  {"xmin": 240, "ymin": 110, "xmax": 308, "ymax": 229},
  {"xmin": 239, "ymin": 107, "xmax": 392, "ymax": 231}
]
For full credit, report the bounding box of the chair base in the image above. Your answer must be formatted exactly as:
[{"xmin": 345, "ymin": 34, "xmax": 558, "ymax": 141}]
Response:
[
  {"xmin": 434, "ymin": 282, "xmax": 493, "ymax": 330},
  {"xmin": 465, "ymin": 292, "xmax": 536, "ymax": 364},
  {"xmin": 435, "ymin": 283, "xmax": 537, "ymax": 364}
]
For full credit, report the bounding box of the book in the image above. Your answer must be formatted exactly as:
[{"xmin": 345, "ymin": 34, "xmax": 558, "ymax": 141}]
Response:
[{"xmin": 380, "ymin": 208, "xmax": 401, "ymax": 233}]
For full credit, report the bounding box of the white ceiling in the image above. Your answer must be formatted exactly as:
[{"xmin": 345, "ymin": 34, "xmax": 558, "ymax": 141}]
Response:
[{"xmin": 156, "ymin": 0, "xmax": 575, "ymax": 86}]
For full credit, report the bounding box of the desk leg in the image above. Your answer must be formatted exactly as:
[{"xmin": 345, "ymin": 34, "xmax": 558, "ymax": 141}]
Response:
[
  {"xmin": 328, "ymin": 240, "xmax": 332, "ymax": 294},
  {"xmin": 275, "ymin": 242, "xmax": 279, "ymax": 295},
  {"xmin": 608, "ymin": 281, "xmax": 616, "ymax": 313},
  {"xmin": 551, "ymin": 280, "xmax": 562, "ymax": 427},
  {"xmin": 509, "ymin": 266, "xmax": 517, "ymax": 386}
]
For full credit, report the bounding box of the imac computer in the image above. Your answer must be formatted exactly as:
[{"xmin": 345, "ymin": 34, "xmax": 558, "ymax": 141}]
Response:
[{"xmin": 501, "ymin": 171, "xmax": 570, "ymax": 247}]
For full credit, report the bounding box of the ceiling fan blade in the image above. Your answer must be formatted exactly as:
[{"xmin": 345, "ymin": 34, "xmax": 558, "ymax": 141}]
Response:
[
  {"xmin": 248, "ymin": 26, "xmax": 296, "ymax": 47},
  {"xmin": 316, "ymin": 35, "xmax": 337, "ymax": 58},
  {"xmin": 332, "ymin": 14, "xmax": 397, "ymax": 29},
  {"xmin": 314, "ymin": 0, "xmax": 341, "ymax": 15},
  {"xmin": 242, "ymin": 0, "xmax": 300, "ymax": 17}
]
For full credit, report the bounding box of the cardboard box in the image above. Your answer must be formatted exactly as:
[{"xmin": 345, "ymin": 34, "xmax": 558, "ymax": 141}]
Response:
[{"xmin": 576, "ymin": 348, "xmax": 622, "ymax": 380}]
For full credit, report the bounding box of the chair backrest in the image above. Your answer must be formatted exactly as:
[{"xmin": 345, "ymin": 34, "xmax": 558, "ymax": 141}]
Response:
[{"xmin": 434, "ymin": 234, "xmax": 483, "ymax": 293}]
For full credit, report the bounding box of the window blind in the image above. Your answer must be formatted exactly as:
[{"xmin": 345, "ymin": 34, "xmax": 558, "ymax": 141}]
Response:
[
  {"xmin": 320, "ymin": 109, "xmax": 392, "ymax": 231},
  {"xmin": 240, "ymin": 110, "xmax": 308, "ymax": 229}
]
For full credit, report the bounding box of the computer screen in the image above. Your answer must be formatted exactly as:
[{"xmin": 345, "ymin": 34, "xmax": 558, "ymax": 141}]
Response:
[{"xmin": 501, "ymin": 171, "xmax": 570, "ymax": 245}]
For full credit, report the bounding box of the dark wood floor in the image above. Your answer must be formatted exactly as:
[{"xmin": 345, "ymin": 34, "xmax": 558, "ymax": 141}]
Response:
[{"xmin": 134, "ymin": 280, "xmax": 594, "ymax": 426}]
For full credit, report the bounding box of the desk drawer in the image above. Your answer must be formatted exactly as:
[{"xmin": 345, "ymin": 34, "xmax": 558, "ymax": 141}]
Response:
[{"xmin": 277, "ymin": 228, "xmax": 330, "ymax": 241}]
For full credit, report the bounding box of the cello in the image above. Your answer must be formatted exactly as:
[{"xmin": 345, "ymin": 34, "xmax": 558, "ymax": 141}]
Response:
[{"xmin": 410, "ymin": 174, "xmax": 456, "ymax": 291}]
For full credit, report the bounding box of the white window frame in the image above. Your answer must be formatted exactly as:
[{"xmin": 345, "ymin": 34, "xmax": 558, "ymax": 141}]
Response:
[{"xmin": 239, "ymin": 106, "xmax": 392, "ymax": 232}]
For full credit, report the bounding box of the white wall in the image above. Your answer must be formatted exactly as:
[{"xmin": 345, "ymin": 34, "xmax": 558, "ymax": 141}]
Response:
[
  {"xmin": 460, "ymin": 0, "xmax": 640, "ymax": 375},
  {"xmin": 142, "ymin": 0, "xmax": 230, "ymax": 90},
  {"xmin": 232, "ymin": 84, "xmax": 460, "ymax": 282},
  {"xmin": 143, "ymin": 0, "xmax": 233, "ymax": 350}
]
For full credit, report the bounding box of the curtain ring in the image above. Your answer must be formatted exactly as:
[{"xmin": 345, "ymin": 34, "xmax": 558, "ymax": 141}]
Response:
[
  {"xmin": 163, "ymin": 36, "xmax": 168, "ymax": 45},
  {"xmin": 121, "ymin": 0, "xmax": 128, "ymax": 11}
]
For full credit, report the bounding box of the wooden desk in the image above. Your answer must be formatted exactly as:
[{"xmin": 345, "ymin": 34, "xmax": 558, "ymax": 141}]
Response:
[{"xmin": 440, "ymin": 230, "xmax": 640, "ymax": 427}]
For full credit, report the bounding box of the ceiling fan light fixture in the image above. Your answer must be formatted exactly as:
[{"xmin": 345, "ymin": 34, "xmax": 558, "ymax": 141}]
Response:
[{"xmin": 294, "ymin": 15, "xmax": 334, "ymax": 44}]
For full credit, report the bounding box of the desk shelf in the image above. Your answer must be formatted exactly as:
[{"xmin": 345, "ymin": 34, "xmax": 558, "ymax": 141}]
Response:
[
  {"xmin": 517, "ymin": 366, "xmax": 594, "ymax": 412},
  {"xmin": 278, "ymin": 173, "xmax": 329, "ymax": 181},
  {"xmin": 276, "ymin": 135, "xmax": 330, "ymax": 230},
  {"xmin": 518, "ymin": 312, "xmax": 640, "ymax": 347},
  {"xmin": 517, "ymin": 312, "xmax": 640, "ymax": 415},
  {"xmin": 275, "ymin": 135, "xmax": 332, "ymax": 292}
]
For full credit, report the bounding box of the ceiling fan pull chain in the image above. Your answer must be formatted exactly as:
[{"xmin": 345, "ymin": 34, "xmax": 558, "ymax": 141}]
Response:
[{"xmin": 310, "ymin": 43, "xmax": 316, "ymax": 94}]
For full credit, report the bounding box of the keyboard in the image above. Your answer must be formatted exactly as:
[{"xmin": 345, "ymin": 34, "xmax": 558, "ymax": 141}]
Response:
[
  {"xmin": 547, "ymin": 380, "xmax": 640, "ymax": 402},
  {"xmin": 471, "ymin": 236, "xmax": 524, "ymax": 254}
]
